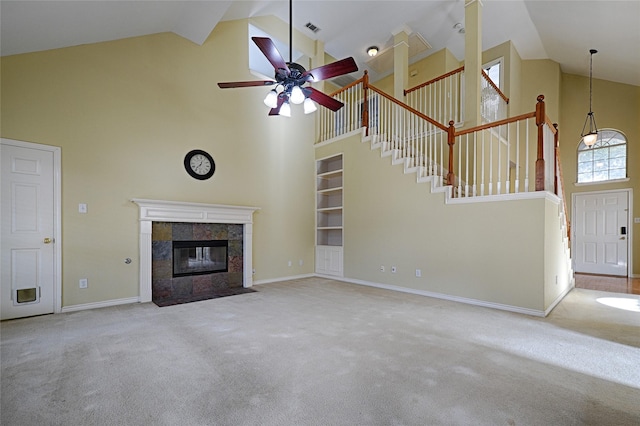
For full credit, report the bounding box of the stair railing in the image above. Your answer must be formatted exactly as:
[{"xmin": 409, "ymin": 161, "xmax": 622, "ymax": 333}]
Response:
[
  {"xmin": 447, "ymin": 95, "xmax": 558, "ymax": 198},
  {"xmin": 404, "ymin": 66, "xmax": 465, "ymax": 126},
  {"xmin": 554, "ymin": 126, "xmax": 570, "ymax": 240},
  {"xmin": 480, "ymin": 69, "xmax": 509, "ymax": 123},
  {"xmin": 367, "ymin": 85, "xmax": 451, "ymax": 184},
  {"xmin": 317, "ymin": 76, "xmax": 563, "ymax": 209},
  {"xmin": 318, "ymin": 74, "xmax": 368, "ymax": 142}
]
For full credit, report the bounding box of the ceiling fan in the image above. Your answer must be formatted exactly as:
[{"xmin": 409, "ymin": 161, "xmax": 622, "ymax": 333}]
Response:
[{"xmin": 217, "ymin": 0, "xmax": 358, "ymax": 117}]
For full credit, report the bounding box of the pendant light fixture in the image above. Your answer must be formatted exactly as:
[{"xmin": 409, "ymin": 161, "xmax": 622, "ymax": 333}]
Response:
[{"xmin": 581, "ymin": 49, "xmax": 599, "ymax": 147}]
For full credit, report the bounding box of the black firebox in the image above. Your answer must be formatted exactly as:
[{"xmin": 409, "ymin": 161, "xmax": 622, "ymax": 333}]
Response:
[{"xmin": 172, "ymin": 240, "xmax": 228, "ymax": 277}]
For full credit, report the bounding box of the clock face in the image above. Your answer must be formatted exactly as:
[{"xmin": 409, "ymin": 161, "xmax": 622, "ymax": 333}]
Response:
[{"xmin": 184, "ymin": 150, "xmax": 215, "ymax": 180}]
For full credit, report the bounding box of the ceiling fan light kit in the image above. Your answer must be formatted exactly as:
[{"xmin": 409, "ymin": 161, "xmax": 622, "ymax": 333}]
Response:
[{"xmin": 217, "ymin": 0, "xmax": 358, "ymax": 117}]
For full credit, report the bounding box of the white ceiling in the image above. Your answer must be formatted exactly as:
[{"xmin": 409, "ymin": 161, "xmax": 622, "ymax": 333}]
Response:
[{"xmin": 1, "ymin": 1, "xmax": 639, "ymax": 86}]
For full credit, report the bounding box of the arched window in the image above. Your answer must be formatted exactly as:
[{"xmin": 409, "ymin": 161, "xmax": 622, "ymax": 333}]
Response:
[{"xmin": 577, "ymin": 129, "xmax": 627, "ymax": 183}]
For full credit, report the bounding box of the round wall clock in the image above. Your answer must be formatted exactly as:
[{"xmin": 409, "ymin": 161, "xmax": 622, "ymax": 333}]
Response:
[{"xmin": 184, "ymin": 149, "xmax": 215, "ymax": 180}]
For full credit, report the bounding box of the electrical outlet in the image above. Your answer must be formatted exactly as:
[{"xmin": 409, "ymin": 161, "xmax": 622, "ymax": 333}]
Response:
[
  {"xmin": 288, "ymin": 260, "xmax": 292, "ymax": 267},
  {"xmin": 299, "ymin": 259, "xmax": 303, "ymax": 266},
  {"xmin": 79, "ymin": 278, "xmax": 88, "ymax": 289},
  {"xmin": 380, "ymin": 266, "xmax": 385, "ymax": 272},
  {"xmin": 391, "ymin": 266, "xmax": 397, "ymax": 273},
  {"xmin": 415, "ymin": 269, "xmax": 422, "ymax": 277}
]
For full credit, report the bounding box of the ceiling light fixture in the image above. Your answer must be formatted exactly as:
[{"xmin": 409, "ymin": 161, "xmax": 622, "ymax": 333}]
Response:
[
  {"xmin": 217, "ymin": 0, "xmax": 358, "ymax": 117},
  {"xmin": 581, "ymin": 49, "xmax": 599, "ymax": 147},
  {"xmin": 367, "ymin": 46, "xmax": 379, "ymax": 57}
]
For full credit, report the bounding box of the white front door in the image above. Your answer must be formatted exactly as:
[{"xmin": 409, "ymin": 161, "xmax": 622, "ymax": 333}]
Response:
[
  {"xmin": 573, "ymin": 190, "xmax": 629, "ymax": 276},
  {"xmin": 1, "ymin": 139, "xmax": 60, "ymax": 320}
]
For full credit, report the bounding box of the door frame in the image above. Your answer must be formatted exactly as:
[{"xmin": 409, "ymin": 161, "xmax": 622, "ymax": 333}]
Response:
[
  {"xmin": 1, "ymin": 138, "xmax": 62, "ymax": 313},
  {"xmin": 571, "ymin": 188, "xmax": 634, "ymax": 277}
]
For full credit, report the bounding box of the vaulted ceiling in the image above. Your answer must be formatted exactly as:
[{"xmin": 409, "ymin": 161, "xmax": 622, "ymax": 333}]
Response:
[{"xmin": 1, "ymin": 1, "xmax": 639, "ymax": 87}]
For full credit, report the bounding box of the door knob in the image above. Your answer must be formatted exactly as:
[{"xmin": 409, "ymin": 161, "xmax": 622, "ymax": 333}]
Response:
[{"xmin": 43, "ymin": 237, "xmax": 53, "ymax": 244}]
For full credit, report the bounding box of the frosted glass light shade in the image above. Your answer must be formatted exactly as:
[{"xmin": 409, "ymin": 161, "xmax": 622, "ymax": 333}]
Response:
[
  {"xmin": 303, "ymin": 98, "xmax": 317, "ymax": 114},
  {"xmin": 264, "ymin": 90, "xmax": 278, "ymax": 108},
  {"xmin": 279, "ymin": 101, "xmax": 291, "ymax": 117},
  {"xmin": 583, "ymin": 132, "xmax": 598, "ymax": 147},
  {"xmin": 290, "ymin": 86, "xmax": 305, "ymax": 104}
]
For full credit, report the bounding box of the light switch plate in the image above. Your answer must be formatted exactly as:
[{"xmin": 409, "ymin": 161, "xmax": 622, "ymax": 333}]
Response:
[{"xmin": 635, "ymin": 217, "xmax": 640, "ymax": 224}]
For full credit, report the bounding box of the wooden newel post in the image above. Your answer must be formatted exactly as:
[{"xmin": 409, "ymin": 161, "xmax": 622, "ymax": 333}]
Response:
[
  {"xmin": 446, "ymin": 120, "xmax": 456, "ymax": 188},
  {"xmin": 535, "ymin": 95, "xmax": 545, "ymax": 191},
  {"xmin": 553, "ymin": 123, "xmax": 559, "ymax": 196},
  {"xmin": 362, "ymin": 71, "xmax": 369, "ymax": 136}
]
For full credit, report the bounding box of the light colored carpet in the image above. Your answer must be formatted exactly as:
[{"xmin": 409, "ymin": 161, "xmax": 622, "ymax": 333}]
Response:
[{"xmin": 2, "ymin": 277, "xmax": 639, "ymax": 425}]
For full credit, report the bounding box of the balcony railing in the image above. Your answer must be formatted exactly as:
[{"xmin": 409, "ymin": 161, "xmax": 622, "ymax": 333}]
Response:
[
  {"xmin": 403, "ymin": 66, "xmax": 510, "ymax": 126},
  {"xmin": 317, "ymin": 77, "xmax": 567, "ymax": 235},
  {"xmin": 319, "ymin": 75, "xmax": 557, "ymax": 192},
  {"xmin": 404, "ymin": 66, "xmax": 465, "ymax": 126}
]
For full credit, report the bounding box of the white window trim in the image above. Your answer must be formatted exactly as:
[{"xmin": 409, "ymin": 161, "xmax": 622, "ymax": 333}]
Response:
[
  {"xmin": 576, "ymin": 128, "xmax": 628, "ymax": 185},
  {"xmin": 482, "ymin": 57, "xmax": 504, "ymax": 89}
]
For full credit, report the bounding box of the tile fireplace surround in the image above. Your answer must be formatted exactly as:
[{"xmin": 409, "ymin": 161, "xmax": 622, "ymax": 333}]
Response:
[{"xmin": 132, "ymin": 199, "xmax": 260, "ymax": 303}]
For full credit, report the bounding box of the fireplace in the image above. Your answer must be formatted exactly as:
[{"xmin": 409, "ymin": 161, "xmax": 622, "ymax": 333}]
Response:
[
  {"xmin": 173, "ymin": 240, "xmax": 228, "ymax": 277},
  {"xmin": 151, "ymin": 222, "xmax": 243, "ymax": 306},
  {"xmin": 132, "ymin": 199, "xmax": 260, "ymax": 304}
]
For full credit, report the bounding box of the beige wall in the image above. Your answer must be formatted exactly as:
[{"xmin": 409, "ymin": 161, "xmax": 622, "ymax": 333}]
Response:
[
  {"xmin": 521, "ymin": 59, "xmax": 561, "ymax": 120},
  {"xmin": 315, "ymin": 133, "xmax": 569, "ymax": 313},
  {"xmin": 1, "ymin": 20, "xmax": 317, "ymax": 307},
  {"xmin": 483, "ymin": 41, "xmax": 523, "ymax": 115},
  {"xmin": 374, "ymin": 48, "xmax": 461, "ymax": 96},
  {"xmin": 560, "ymin": 74, "xmax": 640, "ymax": 275}
]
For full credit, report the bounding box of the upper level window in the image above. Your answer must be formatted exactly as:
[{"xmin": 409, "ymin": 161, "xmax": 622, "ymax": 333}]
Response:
[
  {"xmin": 577, "ymin": 129, "xmax": 627, "ymax": 183},
  {"xmin": 483, "ymin": 59, "xmax": 502, "ymax": 88}
]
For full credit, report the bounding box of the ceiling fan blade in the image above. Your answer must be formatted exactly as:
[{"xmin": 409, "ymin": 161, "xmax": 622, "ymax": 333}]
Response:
[
  {"xmin": 268, "ymin": 96, "xmax": 286, "ymax": 116},
  {"xmin": 217, "ymin": 80, "xmax": 276, "ymax": 88},
  {"xmin": 303, "ymin": 57, "xmax": 358, "ymax": 82},
  {"xmin": 307, "ymin": 87, "xmax": 344, "ymax": 111},
  {"xmin": 252, "ymin": 37, "xmax": 290, "ymax": 76}
]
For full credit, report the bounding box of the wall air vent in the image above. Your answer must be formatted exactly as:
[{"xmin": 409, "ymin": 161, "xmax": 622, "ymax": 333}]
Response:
[{"xmin": 305, "ymin": 22, "xmax": 320, "ymax": 33}]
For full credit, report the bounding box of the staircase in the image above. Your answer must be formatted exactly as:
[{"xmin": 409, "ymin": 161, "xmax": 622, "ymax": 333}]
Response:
[{"xmin": 315, "ymin": 71, "xmax": 574, "ymax": 316}]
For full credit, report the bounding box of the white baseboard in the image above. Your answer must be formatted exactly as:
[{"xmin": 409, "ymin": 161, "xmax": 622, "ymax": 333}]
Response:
[
  {"xmin": 60, "ymin": 297, "xmax": 140, "ymax": 313},
  {"xmin": 323, "ymin": 275, "xmax": 548, "ymax": 317},
  {"xmin": 252, "ymin": 273, "xmax": 315, "ymax": 286},
  {"xmin": 544, "ymin": 281, "xmax": 575, "ymax": 316}
]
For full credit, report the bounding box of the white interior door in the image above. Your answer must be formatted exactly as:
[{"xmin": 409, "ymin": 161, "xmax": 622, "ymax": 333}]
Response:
[
  {"xmin": 1, "ymin": 139, "xmax": 59, "ymax": 320},
  {"xmin": 573, "ymin": 191, "xmax": 629, "ymax": 276}
]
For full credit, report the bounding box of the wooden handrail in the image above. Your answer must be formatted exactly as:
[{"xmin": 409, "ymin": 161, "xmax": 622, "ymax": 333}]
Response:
[
  {"xmin": 545, "ymin": 116, "xmax": 557, "ymax": 134},
  {"xmin": 553, "ymin": 124, "xmax": 570, "ymax": 240},
  {"xmin": 368, "ymin": 85, "xmax": 449, "ymax": 132},
  {"xmin": 404, "ymin": 66, "xmax": 465, "ymax": 95},
  {"xmin": 454, "ymin": 111, "xmax": 536, "ymax": 137},
  {"xmin": 481, "ymin": 69, "xmax": 509, "ymax": 104},
  {"xmin": 328, "ymin": 75, "xmax": 366, "ymax": 97}
]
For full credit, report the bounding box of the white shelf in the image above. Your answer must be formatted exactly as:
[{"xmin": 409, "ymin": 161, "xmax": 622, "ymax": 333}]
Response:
[{"xmin": 316, "ymin": 154, "xmax": 344, "ymax": 275}]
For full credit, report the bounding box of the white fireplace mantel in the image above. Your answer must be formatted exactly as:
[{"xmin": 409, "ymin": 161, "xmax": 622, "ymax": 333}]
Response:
[{"xmin": 132, "ymin": 199, "xmax": 260, "ymax": 303}]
